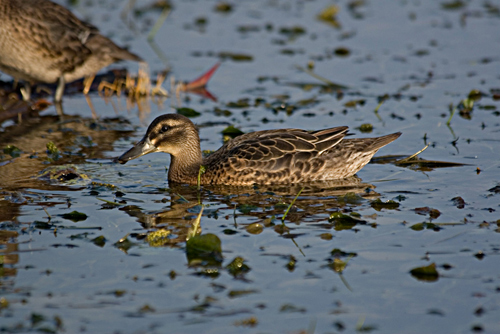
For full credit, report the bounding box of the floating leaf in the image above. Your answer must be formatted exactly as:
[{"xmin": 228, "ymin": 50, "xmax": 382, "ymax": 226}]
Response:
[
  {"xmin": 280, "ymin": 303, "xmax": 306, "ymax": 313},
  {"xmin": 238, "ymin": 204, "xmax": 258, "ymax": 214},
  {"xmin": 60, "ymin": 211, "xmax": 88, "ymax": 222},
  {"xmin": 138, "ymin": 304, "xmax": 156, "ymax": 313},
  {"xmin": 329, "ymin": 212, "xmax": 366, "ymax": 230},
  {"xmin": 295, "ymin": 96, "xmax": 320, "ymax": 108},
  {"xmin": 344, "ymin": 99, "xmax": 366, "ymax": 108},
  {"xmin": 111, "ymin": 290, "xmax": 126, "ymax": 297},
  {"xmin": 328, "ymin": 258, "xmax": 347, "ymax": 273},
  {"xmin": 246, "ymin": 223, "xmax": 264, "ymax": 234},
  {"xmin": 409, "ymin": 263, "xmax": 439, "ymax": 282},
  {"xmin": 468, "ymin": 89, "xmax": 482, "ymax": 100},
  {"xmin": 91, "ymin": 235, "xmax": 106, "ymax": 247},
  {"xmin": 51, "ymin": 243, "xmax": 79, "ymax": 248},
  {"xmin": 317, "ymin": 5, "xmax": 341, "ymax": 28},
  {"xmin": 214, "ymin": 1, "xmax": 233, "ymax": 13},
  {"xmin": 409, "ymin": 222, "xmax": 442, "ymax": 231},
  {"xmin": 357, "ymin": 324, "xmax": 378, "ymax": 332},
  {"xmin": 194, "ymin": 16, "xmax": 208, "ymax": 27},
  {"xmin": 414, "ymin": 207, "xmax": 441, "ymax": 219},
  {"xmin": 226, "ymin": 98, "xmax": 250, "ymax": 108},
  {"xmin": 34, "ymin": 221, "xmax": 53, "ymax": 230},
  {"xmin": 330, "ymin": 248, "xmax": 357, "ymax": 258},
  {"xmin": 319, "ymin": 233, "xmax": 333, "ymax": 240},
  {"xmin": 334, "ymin": 47, "xmax": 350, "ymax": 56},
  {"xmin": 3, "ymin": 145, "xmax": 22, "ymax": 158},
  {"xmin": 228, "ymin": 289, "xmax": 258, "ymax": 298},
  {"xmin": 214, "ymin": 2, "xmax": 233, "ymax": 13},
  {"xmin": 237, "ymin": 25, "xmax": 261, "ymax": 33},
  {"xmin": 213, "ymin": 107, "xmax": 232, "ymax": 116},
  {"xmin": 413, "ymin": 49, "xmax": 430, "ymax": 57},
  {"xmin": 488, "ymin": 185, "xmax": 500, "ymax": 193},
  {"xmin": 274, "ymin": 224, "xmax": 290, "ymax": 235},
  {"xmin": 286, "ymin": 255, "xmax": 297, "ymax": 272},
  {"xmin": 186, "ymin": 233, "xmax": 223, "ymax": 266},
  {"xmin": 279, "ymin": 25, "xmax": 306, "ymax": 40},
  {"xmin": 357, "ymin": 123, "xmax": 373, "ymax": 133},
  {"xmin": 274, "ymin": 203, "xmax": 289, "ymax": 211},
  {"xmin": 0, "ymin": 297, "xmax": 9, "ymax": 309},
  {"xmin": 176, "ymin": 107, "xmax": 201, "ymax": 118},
  {"xmin": 474, "ymin": 251, "xmax": 485, "ymax": 260},
  {"xmin": 221, "ymin": 125, "xmax": 244, "ymax": 141},
  {"xmin": 234, "ymin": 316, "xmax": 258, "ymax": 327},
  {"xmin": 441, "ymin": 0, "xmax": 466, "ymax": 10},
  {"xmin": 370, "ymin": 199, "xmax": 400, "ymax": 211},
  {"xmin": 218, "ymin": 52, "xmax": 253, "ymax": 62},
  {"xmin": 225, "ymin": 256, "xmax": 251, "ymax": 278},
  {"xmin": 113, "ymin": 234, "xmax": 136, "ymax": 253},
  {"xmin": 280, "ymin": 48, "xmax": 303, "ymax": 56},
  {"xmin": 31, "ymin": 313, "xmax": 45, "ymax": 327}
]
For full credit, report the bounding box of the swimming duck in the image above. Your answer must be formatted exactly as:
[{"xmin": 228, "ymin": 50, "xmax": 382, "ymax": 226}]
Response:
[
  {"xmin": 118, "ymin": 114, "xmax": 401, "ymax": 186},
  {"xmin": 0, "ymin": 0, "xmax": 142, "ymax": 102}
]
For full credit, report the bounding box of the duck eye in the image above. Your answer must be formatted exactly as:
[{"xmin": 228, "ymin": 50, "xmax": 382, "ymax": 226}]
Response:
[{"xmin": 159, "ymin": 125, "xmax": 169, "ymax": 134}]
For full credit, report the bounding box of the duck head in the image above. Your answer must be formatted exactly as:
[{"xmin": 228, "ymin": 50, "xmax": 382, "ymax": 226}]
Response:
[{"xmin": 117, "ymin": 114, "xmax": 200, "ymax": 164}]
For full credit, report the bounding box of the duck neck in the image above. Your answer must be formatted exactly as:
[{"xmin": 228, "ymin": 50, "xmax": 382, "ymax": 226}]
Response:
[{"xmin": 168, "ymin": 143, "xmax": 203, "ymax": 184}]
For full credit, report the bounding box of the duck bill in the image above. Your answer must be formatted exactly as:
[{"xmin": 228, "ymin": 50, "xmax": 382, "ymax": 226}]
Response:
[{"xmin": 117, "ymin": 137, "xmax": 158, "ymax": 164}]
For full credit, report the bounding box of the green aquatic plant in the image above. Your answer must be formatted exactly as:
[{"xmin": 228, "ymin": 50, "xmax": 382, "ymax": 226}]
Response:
[
  {"xmin": 281, "ymin": 187, "xmax": 304, "ymax": 223},
  {"xmin": 197, "ymin": 165, "xmax": 206, "ymax": 190}
]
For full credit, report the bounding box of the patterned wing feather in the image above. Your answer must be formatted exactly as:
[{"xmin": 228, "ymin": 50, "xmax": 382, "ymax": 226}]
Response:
[
  {"xmin": 203, "ymin": 126, "xmax": 352, "ymax": 184},
  {"xmin": 21, "ymin": 0, "xmax": 95, "ymax": 72}
]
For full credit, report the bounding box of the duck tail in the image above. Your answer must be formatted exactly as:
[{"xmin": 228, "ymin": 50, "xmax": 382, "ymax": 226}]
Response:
[{"xmin": 368, "ymin": 132, "xmax": 401, "ymax": 151}]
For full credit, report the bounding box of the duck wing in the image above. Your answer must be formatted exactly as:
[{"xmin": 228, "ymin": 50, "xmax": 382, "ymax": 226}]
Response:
[
  {"xmin": 223, "ymin": 126, "xmax": 348, "ymax": 155},
  {"xmin": 203, "ymin": 126, "xmax": 349, "ymax": 184},
  {"xmin": 17, "ymin": 0, "xmax": 95, "ymax": 72}
]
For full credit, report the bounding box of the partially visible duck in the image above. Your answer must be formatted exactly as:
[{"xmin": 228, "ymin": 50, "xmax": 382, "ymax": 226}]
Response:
[
  {"xmin": 0, "ymin": 0, "xmax": 142, "ymax": 102},
  {"xmin": 118, "ymin": 114, "xmax": 401, "ymax": 186}
]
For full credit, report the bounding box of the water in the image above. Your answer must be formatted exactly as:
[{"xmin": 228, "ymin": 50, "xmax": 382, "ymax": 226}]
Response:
[{"xmin": 1, "ymin": 0, "xmax": 500, "ymax": 333}]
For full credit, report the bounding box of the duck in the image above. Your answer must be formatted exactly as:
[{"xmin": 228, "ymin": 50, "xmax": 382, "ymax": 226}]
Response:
[
  {"xmin": 118, "ymin": 113, "xmax": 401, "ymax": 186},
  {"xmin": 0, "ymin": 0, "xmax": 142, "ymax": 102}
]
